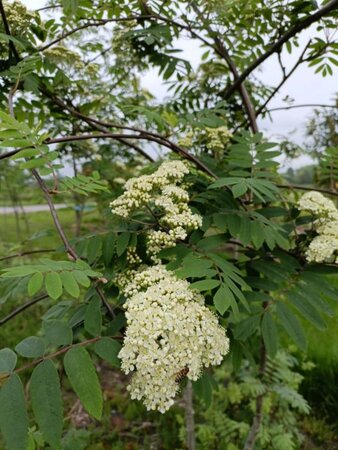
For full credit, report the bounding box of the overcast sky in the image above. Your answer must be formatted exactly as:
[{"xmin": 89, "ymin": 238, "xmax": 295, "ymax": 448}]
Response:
[{"xmin": 20, "ymin": 0, "xmax": 338, "ymax": 170}]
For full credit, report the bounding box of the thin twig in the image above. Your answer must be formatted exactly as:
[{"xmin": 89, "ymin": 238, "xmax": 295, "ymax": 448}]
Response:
[
  {"xmin": 190, "ymin": 1, "xmax": 258, "ymax": 133},
  {"xmin": 0, "ymin": 295, "xmax": 48, "ymax": 326},
  {"xmin": 277, "ymin": 183, "xmax": 338, "ymax": 197},
  {"xmin": 184, "ymin": 380, "xmax": 196, "ymax": 450},
  {"xmin": 0, "ymin": 249, "xmax": 55, "ymax": 261},
  {"xmin": 7, "ymin": 87, "xmax": 115, "ymax": 320},
  {"xmin": 223, "ymin": 0, "xmax": 338, "ymax": 99},
  {"xmin": 266, "ymin": 103, "xmax": 338, "ymax": 113}
]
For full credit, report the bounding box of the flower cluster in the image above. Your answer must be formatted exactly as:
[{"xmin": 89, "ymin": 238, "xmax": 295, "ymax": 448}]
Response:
[
  {"xmin": 177, "ymin": 127, "xmax": 232, "ymax": 154},
  {"xmin": 205, "ymin": 126, "xmax": 233, "ymax": 151},
  {"xmin": 110, "ymin": 161, "xmax": 202, "ymax": 257},
  {"xmin": 117, "ymin": 265, "xmax": 229, "ymax": 412},
  {"xmin": 1, "ymin": 1, "xmax": 35, "ymax": 57},
  {"xmin": 298, "ymin": 191, "xmax": 338, "ymax": 263}
]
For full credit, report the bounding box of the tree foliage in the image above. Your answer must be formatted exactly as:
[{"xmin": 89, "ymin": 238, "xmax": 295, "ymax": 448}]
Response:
[{"xmin": 0, "ymin": 0, "xmax": 337, "ymax": 449}]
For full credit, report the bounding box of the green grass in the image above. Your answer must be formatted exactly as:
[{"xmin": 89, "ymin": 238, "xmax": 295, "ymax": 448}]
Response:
[{"xmin": 0, "ymin": 207, "xmax": 101, "ymax": 249}]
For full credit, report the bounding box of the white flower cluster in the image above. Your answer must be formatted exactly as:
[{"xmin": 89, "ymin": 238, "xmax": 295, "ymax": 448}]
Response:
[
  {"xmin": 298, "ymin": 191, "xmax": 338, "ymax": 263},
  {"xmin": 205, "ymin": 126, "xmax": 233, "ymax": 151},
  {"xmin": 177, "ymin": 127, "xmax": 232, "ymax": 154},
  {"xmin": 110, "ymin": 161, "xmax": 202, "ymax": 257},
  {"xmin": 117, "ymin": 265, "xmax": 229, "ymax": 412}
]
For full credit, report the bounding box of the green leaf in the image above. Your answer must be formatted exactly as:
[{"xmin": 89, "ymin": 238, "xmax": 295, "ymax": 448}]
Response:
[
  {"xmin": 15, "ymin": 336, "xmax": 45, "ymax": 358},
  {"xmin": 232, "ymin": 180, "xmax": 248, "ymax": 198},
  {"xmin": 103, "ymin": 233, "xmax": 116, "ymax": 266},
  {"xmin": 190, "ymin": 279, "xmax": 220, "ymax": 291},
  {"xmin": 29, "ymin": 360, "xmax": 63, "ymax": 449},
  {"xmin": 276, "ymin": 302, "xmax": 307, "ymax": 351},
  {"xmin": 0, "ymin": 374, "xmax": 28, "ymax": 450},
  {"xmin": 234, "ymin": 316, "xmax": 260, "ymax": 340},
  {"xmin": 193, "ymin": 372, "xmax": 213, "ymax": 408},
  {"xmin": 45, "ymin": 272, "xmax": 63, "ymax": 300},
  {"xmin": 44, "ymin": 320, "xmax": 73, "ymax": 346},
  {"xmin": 286, "ymin": 291, "xmax": 327, "ymax": 330},
  {"xmin": 28, "ymin": 272, "xmax": 44, "ymax": 296},
  {"xmin": 0, "ymin": 348, "xmax": 17, "ymax": 373},
  {"xmin": 116, "ymin": 232, "xmax": 130, "ymax": 256},
  {"xmin": 213, "ymin": 285, "xmax": 231, "ymax": 315},
  {"xmin": 94, "ymin": 338, "xmax": 121, "ymax": 367},
  {"xmin": 64, "ymin": 347, "xmax": 103, "ymax": 420},
  {"xmin": 60, "ymin": 271, "xmax": 80, "ymax": 298},
  {"xmin": 73, "ymin": 270, "xmax": 91, "ymax": 288},
  {"xmin": 261, "ymin": 312, "xmax": 278, "ymax": 357},
  {"xmin": 84, "ymin": 296, "xmax": 102, "ymax": 337},
  {"xmin": 86, "ymin": 236, "xmax": 102, "ymax": 264}
]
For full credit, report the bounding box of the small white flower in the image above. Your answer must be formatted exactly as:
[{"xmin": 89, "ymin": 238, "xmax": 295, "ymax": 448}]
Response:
[
  {"xmin": 298, "ymin": 191, "xmax": 338, "ymax": 263},
  {"xmin": 117, "ymin": 265, "xmax": 230, "ymax": 412}
]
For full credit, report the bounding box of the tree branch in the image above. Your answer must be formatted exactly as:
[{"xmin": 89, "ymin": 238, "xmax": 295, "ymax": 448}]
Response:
[
  {"xmin": 266, "ymin": 103, "xmax": 338, "ymax": 113},
  {"xmin": 0, "ymin": 0, "xmax": 20, "ymax": 60},
  {"xmin": 0, "ymin": 295, "xmax": 48, "ymax": 326},
  {"xmin": 224, "ymin": 0, "xmax": 338, "ymax": 99},
  {"xmin": 189, "ymin": 1, "xmax": 258, "ymax": 133},
  {"xmin": 37, "ymin": 87, "xmax": 218, "ymax": 178},
  {"xmin": 277, "ymin": 183, "xmax": 338, "ymax": 196},
  {"xmin": 0, "ymin": 249, "xmax": 55, "ymax": 262},
  {"xmin": 7, "ymin": 87, "xmax": 115, "ymax": 320}
]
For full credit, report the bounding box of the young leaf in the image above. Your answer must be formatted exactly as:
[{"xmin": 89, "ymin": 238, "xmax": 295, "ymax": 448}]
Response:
[
  {"xmin": 213, "ymin": 285, "xmax": 231, "ymax": 315},
  {"xmin": 44, "ymin": 320, "xmax": 73, "ymax": 346},
  {"xmin": 94, "ymin": 338, "xmax": 121, "ymax": 367},
  {"xmin": 116, "ymin": 232, "xmax": 130, "ymax": 256},
  {"xmin": 29, "ymin": 360, "xmax": 63, "ymax": 449},
  {"xmin": 28, "ymin": 272, "xmax": 44, "ymax": 296},
  {"xmin": 73, "ymin": 270, "xmax": 91, "ymax": 288},
  {"xmin": 0, "ymin": 374, "xmax": 28, "ymax": 450},
  {"xmin": 45, "ymin": 272, "xmax": 63, "ymax": 300},
  {"xmin": 0, "ymin": 348, "xmax": 17, "ymax": 373},
  {"xmin": 15, "ymin": 336, "xmax": 45, "ymax": 358},
  {"xmin": 64, "ymin": 347, "xmax": 103, "ymax": 420},
  {"xmin": 60, "ymin": 271, "xmax": 80, "ymax": 298},
  {"xmin": 84, "ymin": 296, "xmax": 102, "ymax": 337},
  {"xmin": 189, "ymin": 279, "xmax": 220, "ymax": 292},
  {"xmin": 276, "ymin": 302, "xmax": 307, "ymax": 351}
]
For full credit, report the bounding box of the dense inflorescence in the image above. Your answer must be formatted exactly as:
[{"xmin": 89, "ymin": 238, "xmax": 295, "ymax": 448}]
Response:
[
  {"xmin": 298, "ymin": 191, "xmax": 338, "ymax": 263},
  {"xmin": 116, "ymin": 265, "xmax": 230, "ymax": 413},
  {"xmin": 110, "ymin": 160, "xmax": 202, "ymax": 258},
  {"xmin": 111, "ymin": 161, "xmax": 229, "ymax": 412}
]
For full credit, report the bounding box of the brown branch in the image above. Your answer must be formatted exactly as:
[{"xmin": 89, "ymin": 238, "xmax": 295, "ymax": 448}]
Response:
[
  {"xmin": 0, "ymin": 295, "xmax": 48, "ymax": 326},
  {"xmin": 0, "ymin": 0, "xmax": 20, "ymax": 60},
  {"xmin": 277, "ymin": 183, "xmax": 338, "ymax": 197},
  {"xmin": 0, "ymin": 249, "xmax": 55, "ymax": 262},
  {"xmin": 184, "ymin": 380, "xmax": 196, "ymax": 450},
  {"xmin": 37, "ymin": 87, "xmax": 218, "ymax": 178},
  {"xmin": 113, "ymin": 137, "xmax": 155, "ymax": 162},
  {"xmin": 36, "ymin": 3, "xmax": 62, "ymax": 12},
  {"xmin": 189, "ymin": 2, "xmax": 258, "ymax": 133},
  {"xmin": 15, "ymin": 336, "xmax": 101, "ymax": 375},
  {"xmin": 224, "ymin": 0, "xmax": 338, "ymax": 99},
  {"xmin": 38, "ymin": 15, "xmax": 154, "ymax": 52},
  {"xmin": 255, "ymin": 42, "xmax": 311, "ymax": 118}
]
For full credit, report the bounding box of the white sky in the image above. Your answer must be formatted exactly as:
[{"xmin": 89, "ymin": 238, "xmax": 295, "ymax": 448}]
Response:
[{"xmin": 20, "ymin": 0, "xmax": 338, "ymax": 170}]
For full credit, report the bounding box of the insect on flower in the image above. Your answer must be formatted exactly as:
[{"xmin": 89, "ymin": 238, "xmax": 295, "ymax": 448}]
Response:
[{"xmin": 174, "ymin": 367, "xmax": 189, "ymax": 383}]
